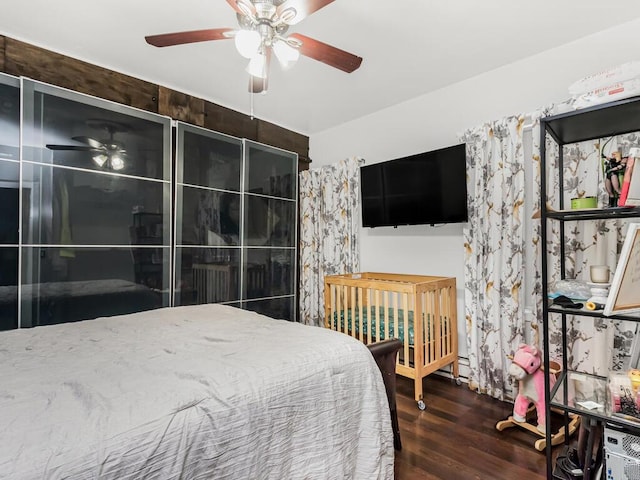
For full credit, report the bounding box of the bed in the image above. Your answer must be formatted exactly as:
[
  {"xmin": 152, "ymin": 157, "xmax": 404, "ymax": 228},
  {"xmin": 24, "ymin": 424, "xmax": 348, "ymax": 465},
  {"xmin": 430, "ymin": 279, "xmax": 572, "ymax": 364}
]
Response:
[
  {"xmin": 0, "ymin": 304, "xmax": 394, "ymax": 479},
  {"xmin": 324, "ymin": 272, "xmax": 459, "ymax": 409}
]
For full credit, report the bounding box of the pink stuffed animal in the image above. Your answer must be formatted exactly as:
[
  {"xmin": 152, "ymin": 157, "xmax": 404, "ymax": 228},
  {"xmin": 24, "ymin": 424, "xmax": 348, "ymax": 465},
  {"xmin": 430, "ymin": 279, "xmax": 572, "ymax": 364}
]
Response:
[{"xmin": 508, "ymin": 344, "xmax": 556, "ymax": 433}]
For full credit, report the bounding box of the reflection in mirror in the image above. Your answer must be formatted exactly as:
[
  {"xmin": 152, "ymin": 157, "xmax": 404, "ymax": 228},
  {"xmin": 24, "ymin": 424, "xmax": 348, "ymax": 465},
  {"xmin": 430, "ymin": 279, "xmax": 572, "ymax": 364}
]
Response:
[
  {"xmin": 181, "ymin": 187, "xmax": 242, "ymax": 247},
  {"xmin": 246, "ymin": 145, "xmax": 296, "ymax": 199},
  {"xmin": 0, "ymin": 187, "xmax": 19, "ymax": 245},
  {"xmin": 175, "ymin": 247, "xmax": 241, "ymax": 305},
  {"xmin": 0, "ymin": 160, "xmax": 19, "ymax": 245},
  {"xmin": 20, "ymin": 246, "xmax": 168, "ymax": 327},
  {"xmin": 0, "ymin": 158, "xmax": 20, "ymax": 329},
  {"xmin": 244, "ymin": 296, "xmax": 294, "ymax": 321},
  {"xmin": 0, "ymin": 248, "xmax": 18, "ymax": 330},
  {"xmin": 244, "ymin": 248, "xmax": 295, "ymax": 299},
  {"xmin": 181, "ymin": 129, "xmax": 241, "ymax": 190},
  {"xmin": 22, "ymin": 163, "xmax": 166, "ymax": 246},
  {"xmin": 0, "ymin": 82, "xmax": 20, "ymax": 160},
  {"xmin": 23, "ymin": 87, "xmax": 167, "ymax": 180},
  {"xmin": 220, "ymin": 192, "xmax": 241, "ymax": 239},
  {"xmin": 244, "ymin": 195, "xmax": 295, "ymax": 247}
]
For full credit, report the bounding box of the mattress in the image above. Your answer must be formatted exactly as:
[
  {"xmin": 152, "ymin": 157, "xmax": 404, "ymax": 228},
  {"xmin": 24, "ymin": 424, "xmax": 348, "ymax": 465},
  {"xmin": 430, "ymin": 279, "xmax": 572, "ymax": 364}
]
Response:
[
  {"xmin": 332, "ymin": 306, "xmax": 423, "ymax": 345},
  {"xmin": 0, "ymin": 304, "xmax": 393, "ymax": 479}
]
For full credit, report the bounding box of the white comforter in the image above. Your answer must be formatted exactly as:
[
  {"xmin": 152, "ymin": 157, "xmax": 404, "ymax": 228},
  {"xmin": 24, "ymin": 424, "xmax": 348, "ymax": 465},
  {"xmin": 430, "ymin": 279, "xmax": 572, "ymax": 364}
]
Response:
[{"xmin": 0, "ymin": 304, "xmax": 394, "ymax": 479}]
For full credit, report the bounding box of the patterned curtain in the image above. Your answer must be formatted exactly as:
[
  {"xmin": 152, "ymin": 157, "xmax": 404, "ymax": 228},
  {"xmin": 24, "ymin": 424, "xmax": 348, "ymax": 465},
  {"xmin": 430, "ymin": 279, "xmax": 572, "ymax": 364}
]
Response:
[
  {"xmin": 298, "ymin": 157, "xmax": 361, "ymax": 326},
  {"xmin": 461, "ymin": 103, "xmax": 638, "ymax": 406},
  {"xmin": 460, "ymin": 116, "xmax": 527, "ymax": 400},
  {"xmin": 530, "ymin": 107, "xmax": 637, "ymax": 377}
]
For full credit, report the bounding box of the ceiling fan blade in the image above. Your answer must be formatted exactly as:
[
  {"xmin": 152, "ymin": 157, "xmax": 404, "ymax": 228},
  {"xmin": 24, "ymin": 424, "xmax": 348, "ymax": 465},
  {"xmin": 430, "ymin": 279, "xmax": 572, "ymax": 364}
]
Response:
[
  {"xmin": 288, "ymin": 33, "xmax": 362, "ymax": 73},
  {"xmin": 46, "ymin": 144, "xmax": 100, "ymax": 152},
  {"xmin": 226, "ymin": 0, "xmax": 255, "ymax": 16},
  {"xmin": 277, "ymin": 0, "xmax": 335, "ymax": 25},
  {"xmin": 145, "ymin": 28, "xmax": 234, "ymax": 47},
  {"xmin": 71, "ymin": 136, "xmax": 104, "ymax": 149}
]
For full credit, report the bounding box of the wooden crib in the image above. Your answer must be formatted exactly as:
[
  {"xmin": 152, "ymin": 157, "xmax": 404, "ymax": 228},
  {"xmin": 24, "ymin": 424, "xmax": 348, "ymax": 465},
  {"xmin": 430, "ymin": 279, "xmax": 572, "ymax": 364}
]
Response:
[{"xmin": 324, "ymin": 272, "xmax": 459, "ymax": 409}]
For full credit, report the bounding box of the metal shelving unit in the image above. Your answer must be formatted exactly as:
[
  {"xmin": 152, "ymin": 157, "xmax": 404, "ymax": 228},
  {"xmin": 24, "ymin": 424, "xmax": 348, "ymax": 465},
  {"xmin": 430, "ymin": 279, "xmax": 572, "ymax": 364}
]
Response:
[{"xmin": 540, "ymin": 96, "xmax": 640, "ymax": 479}]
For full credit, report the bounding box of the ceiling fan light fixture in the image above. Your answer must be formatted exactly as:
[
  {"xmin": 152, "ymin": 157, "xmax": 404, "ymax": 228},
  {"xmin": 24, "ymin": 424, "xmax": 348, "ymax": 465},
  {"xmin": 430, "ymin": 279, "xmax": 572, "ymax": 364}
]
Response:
[
  {"xmin": 110, "ymin": 154, "xmax": 125, "ymax": 171},
  {"xmin": 236, "ymin": 0, "xmax": 255, "ymax": 18},
  {"xmin": 279, "ymin": 7, "xmax": 297, "ymax": 24},
  {"xmin": 234, "ymin": 29, "xmax": 261, "ymax": 59},
  {"xmin": 273, "ymin": 39, "xmax": 299, "ymax": 70},
  {"xmin": 246, "ymin": 52, "xmax": 268, "ymax": 79},
  {"xmin": 92, "ymin": 153, "xmax": 108, "ymax": 168}
]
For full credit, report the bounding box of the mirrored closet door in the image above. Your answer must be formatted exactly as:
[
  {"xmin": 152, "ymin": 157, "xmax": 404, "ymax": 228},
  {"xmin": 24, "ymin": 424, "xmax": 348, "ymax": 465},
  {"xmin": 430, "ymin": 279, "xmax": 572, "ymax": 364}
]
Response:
[
  {"xmin": 174, "ymin": 122, "xmax": 243, "ymax": 307},
  {"xmin": 20, "ymin": 79, "xmax": 172, "ymax": 328},
  {"xmin": 174, "ymin": 124, "xmax": 298, "ymax": 320},
  {"xmin": 242, "ymin": 140, "xmax": 297, "ymax": 320}
]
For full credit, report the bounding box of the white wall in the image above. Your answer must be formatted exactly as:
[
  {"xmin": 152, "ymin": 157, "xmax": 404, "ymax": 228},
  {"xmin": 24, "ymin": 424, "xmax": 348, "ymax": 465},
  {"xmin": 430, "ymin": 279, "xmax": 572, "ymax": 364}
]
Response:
[{"xmin": 309, "ymin": 18, "xmax": 640, "ymax": 361}]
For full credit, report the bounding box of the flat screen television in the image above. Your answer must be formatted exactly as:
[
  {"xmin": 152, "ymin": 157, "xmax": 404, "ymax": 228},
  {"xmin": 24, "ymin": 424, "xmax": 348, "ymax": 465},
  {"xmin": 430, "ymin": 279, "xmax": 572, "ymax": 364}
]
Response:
[{"xmin": 360, "ymin": 143, "xmax": 468, "ymax": 227}]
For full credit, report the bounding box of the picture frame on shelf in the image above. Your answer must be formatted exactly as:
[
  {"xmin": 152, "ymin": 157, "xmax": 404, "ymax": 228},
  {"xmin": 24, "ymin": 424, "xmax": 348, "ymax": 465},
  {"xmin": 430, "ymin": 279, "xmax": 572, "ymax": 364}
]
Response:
[{"xmin": 604, "ymin": 223, "xmax": 640, "ymax": 316}]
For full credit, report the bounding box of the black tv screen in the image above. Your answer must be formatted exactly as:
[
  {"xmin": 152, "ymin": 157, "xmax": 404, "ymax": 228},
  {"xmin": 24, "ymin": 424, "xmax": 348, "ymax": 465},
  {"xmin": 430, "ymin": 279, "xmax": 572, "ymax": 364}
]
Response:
[{"xmin": 360, "ymin": 144, "xmax": 468, "ymax": 227}]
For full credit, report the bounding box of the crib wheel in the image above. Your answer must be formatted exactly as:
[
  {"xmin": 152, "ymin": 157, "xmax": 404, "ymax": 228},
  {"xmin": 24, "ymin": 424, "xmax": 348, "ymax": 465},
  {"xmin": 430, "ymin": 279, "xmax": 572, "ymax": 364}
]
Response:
[
  {"xmin": 455, "ymin": 377, "xmax": 462, "ymax": 386},
  {"xmin": 417, "ymin": 400, "xmax": 426, "ymax": 411}
]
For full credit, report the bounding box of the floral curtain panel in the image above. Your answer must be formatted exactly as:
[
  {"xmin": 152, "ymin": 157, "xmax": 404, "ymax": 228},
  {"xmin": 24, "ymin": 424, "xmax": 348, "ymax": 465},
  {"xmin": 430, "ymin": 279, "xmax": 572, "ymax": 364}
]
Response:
[
  {"xmin": 298, "ymin": 157, "xmax": 361, "ymax": 326},
  {"xmin": 297, "ymin": 114, "xmax": 637, "ymax": 401},
  {"xmin": 461, "ymin": 102, "xmax": 639, "ymax": 402},
  {"xmin": 460, "ymin": 116, "xmax": 527, "ymax": 399}
]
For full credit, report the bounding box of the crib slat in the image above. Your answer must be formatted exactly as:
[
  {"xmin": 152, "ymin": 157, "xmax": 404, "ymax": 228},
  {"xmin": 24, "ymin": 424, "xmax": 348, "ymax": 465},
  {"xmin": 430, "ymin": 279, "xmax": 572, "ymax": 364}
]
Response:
[
  {"xmin": 425, "ymin": 290, "xmax": 433, "ymax": 366},
  {"xmin": 446, "ymin": 286, "xmax": 453, "ymax": 355},
  {"xmin": 350, "ymin": 285, "xmax": 356, "ymax": 340},
  {"xmin": 380, "ymin": 290, "xmax": 383, "ymax": 340},
  {"xmin": 342, "ymin": 285, "xmax": 348, "ymax": 335},
  {"xmin": 387, "ymin": 290, "xmax": 392, "ymax": 341},
  {"xmin": 393, "ymin": 292, "xmax": 398, "ymax": 342},
  {"xmin": 382, "ymin": 290, "xmax": 387, "ymax": 340},
  {"xmin": 367, "ymin": 288, "xmax": 373, "ymax": 345},
  {"xmin": 357, "ymin": 287, "xmax": 363, "ymax": 342},
  {"xmin": 377, "ymin": 289, "xmax": 383, "ymax": 343},
  {"xmin": 434, "ymin": 289, "xmax": 442, "ymax": 362},
  {"xmin": 323, "ymin": 282, "xmax": 330, "ymax": 328},
  {"xmin": 338, "ymin": 285, "xmax": 343, "ymax": 333},
  {"xmin": 402, "ymin": 292, "xmax": 409, "ymax": 367}
]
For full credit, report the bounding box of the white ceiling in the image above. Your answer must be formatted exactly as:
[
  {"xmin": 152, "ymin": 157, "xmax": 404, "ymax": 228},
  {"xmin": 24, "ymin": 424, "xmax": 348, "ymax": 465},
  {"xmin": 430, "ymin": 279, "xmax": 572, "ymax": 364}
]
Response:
[{"xmin": 3, "ymin": 0, "xmax": 640, "ymax": 136}]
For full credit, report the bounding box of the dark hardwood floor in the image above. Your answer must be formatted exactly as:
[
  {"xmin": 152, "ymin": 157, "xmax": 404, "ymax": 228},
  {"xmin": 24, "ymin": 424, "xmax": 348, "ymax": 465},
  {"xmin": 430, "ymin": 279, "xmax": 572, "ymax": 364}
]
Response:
[{"xmin": 394, "ymin": 374, "xmax": 549, "ymax": 479}]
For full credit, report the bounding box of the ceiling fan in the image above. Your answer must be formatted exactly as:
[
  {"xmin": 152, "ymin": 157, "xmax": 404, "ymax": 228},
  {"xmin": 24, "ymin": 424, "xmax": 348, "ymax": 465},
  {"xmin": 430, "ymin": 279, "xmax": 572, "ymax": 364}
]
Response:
[
  {"xmin": 145, "ymin": 0, "xmax": 363, "ymax": 94},
  {"xmin": 46, "ymin": 120, "xmax": 129, "ymax": 171}
]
